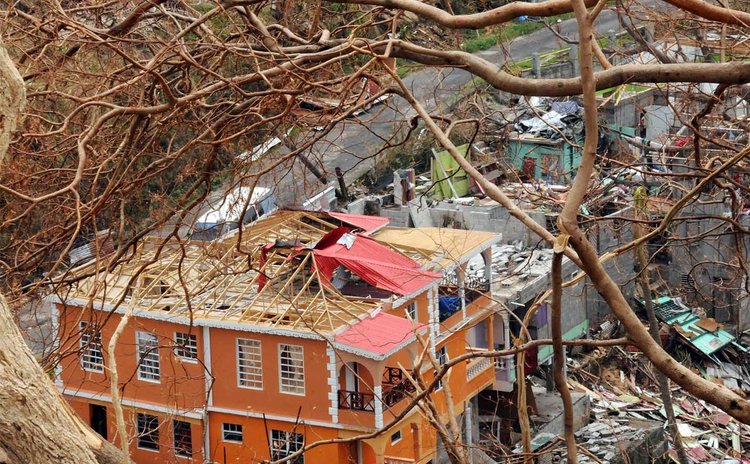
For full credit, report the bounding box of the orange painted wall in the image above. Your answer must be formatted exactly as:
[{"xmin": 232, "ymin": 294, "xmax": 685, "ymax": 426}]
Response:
[
  {"xmin": 208, "ymin": 328, "xmax": 331, "ymax": 423},
  {"xmin": 207, "ymin": 411, "xmax": 350, "ymax": 463},
  {"xmin": 58, "ymin": 304, "xmax": 206, "ymax": 411},
  {"xmin": 67, "ymin": 396, "xmax": 204, "ymax": 464},
  {"xmin": 384, "ymin": 292, "xmax": 430, "ymax": 324}
]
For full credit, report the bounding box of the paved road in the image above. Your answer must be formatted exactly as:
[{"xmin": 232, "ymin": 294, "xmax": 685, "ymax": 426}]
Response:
[{"xmin": 257, "ymin": 9, "xmax": 626, "ymax": 207}]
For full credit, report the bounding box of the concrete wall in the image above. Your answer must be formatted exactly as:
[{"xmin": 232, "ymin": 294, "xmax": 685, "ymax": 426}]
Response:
[
  {"xmin": 666, "ymin": 199, "xmax": 750, "ymax": 332},
  {"xmin": 584, "ymin": 208, "xmax": 636, "ymax": 326}
]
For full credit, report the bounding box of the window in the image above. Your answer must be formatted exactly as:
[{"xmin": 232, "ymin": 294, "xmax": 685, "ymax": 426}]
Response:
[
  {"xmin": 136, "ymin": 331, "xmax": 160, "ymax": 382},
  {"xmin": 436, "ymin": 345, "xmax": 448, "ymax": 390},
  {"xmin": 137, "ymin": 413, "xmax": 160, "ymax": 451},
  {"xmin": 90, "ymin": 404, "xmax": 107, "ymax": 439},
  {"xmin": 279, "ymin": 344, "xmax": 305, "ymax": 394},
  {"xmin": 80, "ymin": 321, "xmax": 104, "ymax": 372},
  {"xmin": 174, "ymin": 332, "xmax": 197, "ymax": 362},
  {"xmin": 173, "ymin": 420, "xmax": 192, "ymax": 458},
  {"xmin": 222, "ymin": 423, "xmax": 243, "ymax": 443},
  {"xmin": 237, "ymin": 338, "xmax": 263, "ymax": 389},
  {"xmin": 271, "ymin": 430, "xmax": 304, "ymax": 463},
  {"xmin": 405, "ymin": 301, "xmax": 417, "ymax": 321},
  {"xmin": 391, "ymin": 430, "xmax": 402, "ymax": 445}
]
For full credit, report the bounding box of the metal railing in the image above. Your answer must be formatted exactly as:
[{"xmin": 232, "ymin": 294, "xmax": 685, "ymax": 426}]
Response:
[
  {"xmin": 382, "ymin": 367, "xmax": 417, "ymax": 407},
  {"xmin": 338, "ymin": 390, "xmax": 374, "ymax": 412}
]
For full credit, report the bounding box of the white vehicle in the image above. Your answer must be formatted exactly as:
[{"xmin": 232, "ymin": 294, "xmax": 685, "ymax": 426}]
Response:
[{"xmin": 191, "ymin": 186, "xmax": 276, "ymax": 240}]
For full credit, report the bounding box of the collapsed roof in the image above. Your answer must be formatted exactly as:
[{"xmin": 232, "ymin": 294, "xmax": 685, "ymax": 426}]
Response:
[{"xmin": 52, "ymin": 211, "xmax": 451, "ymax": 336}]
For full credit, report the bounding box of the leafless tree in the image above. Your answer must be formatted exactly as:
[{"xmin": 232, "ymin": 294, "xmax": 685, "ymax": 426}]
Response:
[{"xmin": 1, "ymin": 0, "xmax": 749, "ymax": 462}]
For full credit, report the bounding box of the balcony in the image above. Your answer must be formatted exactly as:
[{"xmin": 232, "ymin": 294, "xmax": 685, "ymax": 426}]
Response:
[
  {"xmin": 382, "ymin": 380, "xmax": 417, "ymax": 407},
  {"xmin": 337, "ymin": 367, "xmax": 417, "ymax": 417},
  {"xmin": 466, "ymin": 356, "xmax": 493, "ymax": 381},
  {"xmin": 338, "ymin": 390, "xmax": 375, "ymax": 412}
]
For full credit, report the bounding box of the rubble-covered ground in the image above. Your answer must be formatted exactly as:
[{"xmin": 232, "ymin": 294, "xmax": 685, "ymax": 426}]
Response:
[{"xmin": 561, "ymin": 344, "xmax": 750, "ymax": 463}]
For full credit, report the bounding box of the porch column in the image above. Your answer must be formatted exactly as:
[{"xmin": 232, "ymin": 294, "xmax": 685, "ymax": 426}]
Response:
[
  {"xmin": 487, "ymin": 314, "xmax": 494, "ymax": 352},
  {"xmin": 457, "ymin": 265, "xmax": 466, "ymax": 317},
  {"xmin": 374, "ymin": 385, "xmax": 384, "ymax": 429},
  {"xmin": 427, "ymin": 284, "xmax": 439, "ymax": 346},
  {"xmin": 482, "ymin": 247, "xmax": 493, "ymax": 283}
]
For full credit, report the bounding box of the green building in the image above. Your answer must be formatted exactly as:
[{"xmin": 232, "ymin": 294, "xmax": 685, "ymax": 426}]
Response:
[{"xmin": 506, "ymin": 133, "xmax": 583, "ymax": 183}]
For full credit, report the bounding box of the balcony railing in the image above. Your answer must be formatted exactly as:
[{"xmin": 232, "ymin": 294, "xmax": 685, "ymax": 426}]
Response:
[
  {"xmin": 466, "ymin": 357, "xmax": 493, "ymax": 381},
  {"xmin": 382, "ymin": 367, "xmax": 417, "ymax": 407},
  {"xmin": 440, "ymin": 274, "xmax": 490, "ymax": 292},
  {"xmin": 338, "ymin": 390, "xmax": 375, "ymax": 412}
]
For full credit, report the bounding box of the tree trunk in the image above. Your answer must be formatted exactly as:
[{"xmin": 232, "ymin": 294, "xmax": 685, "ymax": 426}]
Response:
[{"xmin": 0, "ymin": 296, "xmax": 126, "ymax": 464}]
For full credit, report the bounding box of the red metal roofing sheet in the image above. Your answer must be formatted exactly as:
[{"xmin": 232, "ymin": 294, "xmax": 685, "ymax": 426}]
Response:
[
  {"xmin": 313, "ymin": 230, "xmax": 441, "ymax": 296},
  {"xmin": 328, "ymin": 212, "xmax": 390, "ymax": 233},
  {"xmin": 334, "ymin": 312, "xmax": 424, "ymax": 357}
]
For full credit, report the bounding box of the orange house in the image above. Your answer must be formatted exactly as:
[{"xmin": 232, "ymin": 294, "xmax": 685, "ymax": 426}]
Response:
[{"xmin": 51, "ymin": 210, "xmax": 505, "ymax": 464}]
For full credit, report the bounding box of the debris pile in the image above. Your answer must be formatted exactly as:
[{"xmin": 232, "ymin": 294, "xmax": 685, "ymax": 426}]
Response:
[
  {"xmin": 566, "ymin": 345, "xmax": 750, "ymax": 463},
  {"xmin": 466, "ymin": 243, "xmax": 553, "ymax": 281}
]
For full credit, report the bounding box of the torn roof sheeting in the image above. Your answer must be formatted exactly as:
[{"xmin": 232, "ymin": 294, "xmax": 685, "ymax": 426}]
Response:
[
  {"xmin": 334, "ymin": 311, "xmax": 426, "ymax": 359},
  {"xmin": 670, "ymin": 312, "xmax": 735, "ymax": 356},
  {"xmin": 313, "ymin": 228, "xmax": 442, "ymax": 297},
  {"xmin": 327, "ymin": 211, "xmax": 390, "ymax": 233},
  {"xmin": 639, "ymin": 297, "xmax": 736, "ymax": 356},
  {"xmin": 373, "ymin": 227, "xmax": 501, "ymax": 272}
]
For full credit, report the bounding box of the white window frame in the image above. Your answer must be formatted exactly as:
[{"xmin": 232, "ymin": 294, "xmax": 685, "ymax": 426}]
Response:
[
  {"xmin": 405, "ymin": 301, "xmax": 417, "ymax": 321},
  {"xmin": 278, "ymin": 344, "xmax": 305, "ymax": 395},
  {"xmin": 222, "ymin": 423, "xmax": 243, "ymax": 443},
  {"xmin": 79, "ymin": 321, "xmax": 104, "ymax": 373},
  {"xmin": 270, "ymin": 429, "xmax": 304, "ymax": 462},
  {"xmin": 136, "ymin": 412, "xmax": 160, "ymax": 452},
  {"xmin": 136, "ymin": 331, "xmax": 160, "ymax": 383},
  {"xmin": 174, "ymin": 331, "xmax": 198, "ymax": 363},
  {"xmin": 391, "ymin": 429, "xmax": 402, "ymax": 445},
  {"xmin": 237, "ymin": 338, "xmax": 263, "ymax": 390}
]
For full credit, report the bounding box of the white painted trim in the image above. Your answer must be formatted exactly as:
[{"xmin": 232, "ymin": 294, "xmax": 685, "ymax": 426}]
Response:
[
  {"xmin": 59, "ymin": 387, "xmax": 203, "ymax": 419},
  {"xmin": 391, "ymin": 287, "xmax": 430, "ymax": 308},
  {"xmin": 203, "ymin": 327, "xmax": 213, "ymax": 407},
  {"xmin": 373, "ymin": 385, "xmax": 384, "ymax": 429},
  {"xmin": 173, "ymin": 331, "xmax": 199, "ymax": 363},
  {"xmin": 326, "ymin": 346, "xmax": 338, "ymax": 424},
  {"xmin": 220, "ymin": 422, "xmax": 244, "ymax": 443},
  {"xmin": 52, "ymin": 294, "xmax": 327, "ymax": 341},
  {"xmin": 205, "ymin": 405, "xmax": 372, "ymax": 432}
]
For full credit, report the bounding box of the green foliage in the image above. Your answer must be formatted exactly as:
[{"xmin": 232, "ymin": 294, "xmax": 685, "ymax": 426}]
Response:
[
  {"xmin": 461, "ymin": 31, "xmax": 501, "ymax": 53},
  {"xmin": 461, "ymin": 14, "xmax": 575, "ymax": 53}
]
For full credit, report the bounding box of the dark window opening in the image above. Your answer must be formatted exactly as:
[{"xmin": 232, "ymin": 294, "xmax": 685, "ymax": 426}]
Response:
[{"xmin": 90, "ymin": 404, "xmax": 107, "ymax": 440}]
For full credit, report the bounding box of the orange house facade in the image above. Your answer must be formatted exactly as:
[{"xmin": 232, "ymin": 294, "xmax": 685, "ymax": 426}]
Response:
[{"xmin": 51, "ymin": 210, "xmax": 508, "ymax": 464}]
